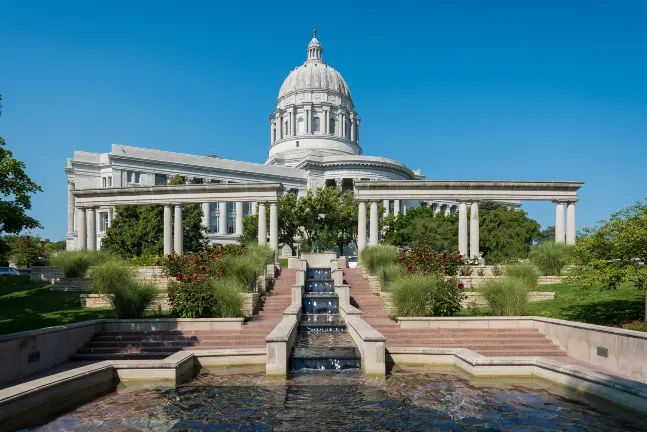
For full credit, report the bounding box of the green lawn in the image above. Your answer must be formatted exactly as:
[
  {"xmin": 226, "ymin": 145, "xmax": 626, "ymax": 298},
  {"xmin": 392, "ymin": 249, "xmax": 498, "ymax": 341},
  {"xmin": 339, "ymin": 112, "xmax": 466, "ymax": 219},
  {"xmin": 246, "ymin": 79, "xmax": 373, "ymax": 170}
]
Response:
[
  {"xmin": 462, "ymin": 282, "xmax": 646, "ymax": 329},
  {"xmin": 278, "ymin": 258, "xmax": 288, "ymax": 268},
  {"xmin": 0, "ymin": 278, "xmax": 168, "ymax": 336}
]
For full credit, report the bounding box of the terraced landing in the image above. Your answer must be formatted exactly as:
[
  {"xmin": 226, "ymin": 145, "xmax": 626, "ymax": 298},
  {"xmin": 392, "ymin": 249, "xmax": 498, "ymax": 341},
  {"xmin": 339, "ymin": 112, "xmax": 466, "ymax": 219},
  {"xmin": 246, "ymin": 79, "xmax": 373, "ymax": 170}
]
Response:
[
  {"xmin": 343, "ymin": 268, "xmax": 566, "ymax": 358},
  {"xmin": 73, "ymin": 268, "xmax": 296, "ymax": 361}
]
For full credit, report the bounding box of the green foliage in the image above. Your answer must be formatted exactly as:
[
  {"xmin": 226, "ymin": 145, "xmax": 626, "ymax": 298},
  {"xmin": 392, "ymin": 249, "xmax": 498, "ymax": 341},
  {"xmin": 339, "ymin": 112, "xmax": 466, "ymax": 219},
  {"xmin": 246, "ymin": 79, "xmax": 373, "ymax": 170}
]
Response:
[
  {"xmin": 239, "ymin": 212, "xmax": 261, "ymax": 245},
  {"xmin": 0, "ymin": 95, "xmax": 43, "ymax": 234},
  {"xmin": 529, "ymin": 241, "xmax": 570, "ymax": 276},
  {"xmin": 101, "ymin": 175, "xmax": 207, "ymax": 258},
  {"xmin": 504, "ymin": 263, "xmax": 540, "ymax": 290},
  {"xmin": 168, "ymin": 278, "xmax": 218, "ymax": 318},
  {"xmin": 536, "ymin": 225, "xmax": 556, "ymax": 244},
  {"xmin": 383, "ymin": 206, "xmax": 457, "ymax": 250},
  {"xmin": 220, "ymin": 245, "xmax": 273, "ymax": 286},
  {"xmin": 491, "ymin": 265, "xmax": 503, "ymax": 276},
  {"xmin": 127, "ymin": 255, "xmax": 163, "ymax": 267},
  {"xmin": 379, "ymin": 262, "xmax": 404, "ymax": 291},
  {"xmin": 7, "ymin": 236, "xmax": 48, "ymax": 267},
  {"xmin": 624, "ymin": 322, "xmax": 647, "ymax": 332},
  {"xmin": 458, "ymin": 265, "xmax": 474, "ymax": 276},
  {"xmin": 391, "ymin": 274, "xmax": 464, "ymax": 317},
  {"xmin": 89, "ymin": 260, "xmax": 158, "ymax": 319},
  {"xmin": 277, "ymin": 193, "xmax": 299, "ymax": 255},
  {"xmin": 50, "ymin": 250, "xmax": 112, "ymax": 278},
  {"xmin": 359, "ymin": 245, "xmax": 399, "ymax": 270},
  {"xmin": 399, "ymin": 246, "xmax": 463, "ymax": 276},
  {"xmin": 482, "ymin": 277, "xmax": 530, "ymax": 316},
  {"xmin": 479, "ymin": 201, "xmax": 541, "ymax": 264},
  {"xmin": 212, "ymin": 278, "xmax": 244, "ymax": 318}
]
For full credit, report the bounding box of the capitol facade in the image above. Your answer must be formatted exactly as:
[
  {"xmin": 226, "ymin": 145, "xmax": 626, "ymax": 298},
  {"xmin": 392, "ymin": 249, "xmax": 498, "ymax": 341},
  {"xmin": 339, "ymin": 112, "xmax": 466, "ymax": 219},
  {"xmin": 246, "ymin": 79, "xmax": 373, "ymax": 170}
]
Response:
[{"xmin": 64, "ymin": 31, "xmax": 517, "ymax": 253}]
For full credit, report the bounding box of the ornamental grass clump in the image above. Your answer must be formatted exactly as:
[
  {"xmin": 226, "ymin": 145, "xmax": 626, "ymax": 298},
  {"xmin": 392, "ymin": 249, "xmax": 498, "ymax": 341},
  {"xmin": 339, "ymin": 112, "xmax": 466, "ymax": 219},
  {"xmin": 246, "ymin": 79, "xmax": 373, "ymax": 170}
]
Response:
[
  {"xmin": 529, "ymin": 241, "xmax": 570, "ymax": 276},
  {"xmin": 504, "ymin": 263, "xmax": 540, "ymax": 290},
  {"xmin": 391, "ymin": 274, "xmax": 465, "ymax": 317},
  {"xmin": 378, "ymin": 262, "xmax": 404, "ymax": 291},
  {"xmin": 212, "ymin": 278, "xmax": 245, "ymax": 318},
  {"xmin": 359, "ymin": 245, "xmax": 399, "ymax": 271},
  {"xmin": 90, "ymin": 260, "xmax": 158, "ymax": 318},
  {"xmin": 482, "ymin": 277, "xmax": 530, "ymax": 316},
  {"xmin": 50, "ymin": 250, "xmax": 112, "ymax": 278}
]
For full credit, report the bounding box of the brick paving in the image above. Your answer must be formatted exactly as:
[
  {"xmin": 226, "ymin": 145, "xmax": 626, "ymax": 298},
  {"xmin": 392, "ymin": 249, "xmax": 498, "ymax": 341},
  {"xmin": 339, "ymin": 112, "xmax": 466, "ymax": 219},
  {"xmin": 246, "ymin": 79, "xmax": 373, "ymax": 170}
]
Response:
[{"xmin": 73, "ymin": 268, "xmax": 296, "ymax": 361}]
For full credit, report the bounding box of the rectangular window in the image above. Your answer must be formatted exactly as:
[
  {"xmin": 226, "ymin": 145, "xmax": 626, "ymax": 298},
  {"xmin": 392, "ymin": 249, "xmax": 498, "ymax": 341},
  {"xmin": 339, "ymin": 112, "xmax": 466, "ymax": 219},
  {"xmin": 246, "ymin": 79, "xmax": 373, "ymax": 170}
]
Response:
[
  {"xmin": 154, "ymin": 174, "xmax": 167, "ymax": 185},
  {"xmin": 127, "ymin": 171, "xmax": 141, "ymax": 184},
  {"xmin": 108, "ymin": 176, "xmax": 112, "ymax": 187},
  {"xmin": 99, "ymin": 212, "xmax": 109, "ymax": 232},
  {"xmin": 243, "ymin": 202, "xmax": 251, "ymax": 216},
  {"xmin": 102, "ymin": 177, "xmax": 107, "ymax": 188}
]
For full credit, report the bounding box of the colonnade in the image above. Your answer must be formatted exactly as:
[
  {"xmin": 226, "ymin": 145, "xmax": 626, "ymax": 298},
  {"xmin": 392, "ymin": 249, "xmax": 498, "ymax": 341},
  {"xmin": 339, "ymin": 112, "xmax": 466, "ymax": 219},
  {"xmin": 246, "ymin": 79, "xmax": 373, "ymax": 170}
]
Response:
[
  {"xmin": 74, "ymin": 200, "xmax": 279, "ymax": 256},
  {"xmin": 357, "ymin": 199, "xmax": 577, "ymax": 256}
]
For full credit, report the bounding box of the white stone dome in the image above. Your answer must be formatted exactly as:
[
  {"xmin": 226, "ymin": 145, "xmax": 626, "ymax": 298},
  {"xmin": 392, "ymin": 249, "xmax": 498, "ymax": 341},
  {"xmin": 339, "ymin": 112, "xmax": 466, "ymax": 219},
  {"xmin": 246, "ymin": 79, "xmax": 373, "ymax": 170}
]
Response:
[{"xmin": 277, "ymin": 31, "xmax": 351, "ymax": 100}]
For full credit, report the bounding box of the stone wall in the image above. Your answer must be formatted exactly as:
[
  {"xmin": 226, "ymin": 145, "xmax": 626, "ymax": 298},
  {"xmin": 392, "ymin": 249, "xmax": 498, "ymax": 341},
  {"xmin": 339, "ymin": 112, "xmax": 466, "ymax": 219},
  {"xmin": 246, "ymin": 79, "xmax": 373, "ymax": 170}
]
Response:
[
  {"xmin": 380, "ymin": 291, "xmax": 555, "ymax": 311},
  {"xmin": 81, "ymin": 293, "xmax": 170, "ymax": 311},
  {"xmin": 31, "ymin": 265, "xmax": 171, "ymax": 292}
]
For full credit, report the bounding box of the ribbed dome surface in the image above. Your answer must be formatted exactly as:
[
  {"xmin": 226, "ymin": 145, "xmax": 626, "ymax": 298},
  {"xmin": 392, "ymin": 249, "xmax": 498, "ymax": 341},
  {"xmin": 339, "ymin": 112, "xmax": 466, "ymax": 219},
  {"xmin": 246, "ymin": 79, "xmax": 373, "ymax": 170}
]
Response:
[
  {"xmin": 278, "ymin": 32, "xmax": 351, "ymax": 100},
  {"xmin": 279, "ymin": 63, "xmax": 351, "ymax": 99}
]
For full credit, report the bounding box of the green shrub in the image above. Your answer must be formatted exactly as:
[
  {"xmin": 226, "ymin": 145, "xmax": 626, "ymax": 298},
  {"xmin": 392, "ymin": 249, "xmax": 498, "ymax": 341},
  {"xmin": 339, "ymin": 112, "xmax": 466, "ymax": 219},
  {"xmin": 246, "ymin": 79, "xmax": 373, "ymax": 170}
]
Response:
[
  {"xmin": 212, "ymin": 278, "xmax": 244, "ymax": 317},
  {"xmin": 504, "ymin": 263, "xmax": 540, "ymax": 290},
  {"xmin": 359, "ymin": 245, "xmax": 399, "ymax": 271},
  {"xmin": 221, "ymin": 253, "xmax": 263, "ymax": 287},
  {"xmin": 458, "ymin": 265, "xmax": 474, "ymax": 276},
  {"xmin": 482, "ymin": 277, "xmax": 530, "ymax": 316},
  {"xmin": 89, "ymin": 260, "xmax": 158, "ymax": 318},
  {"xmin": 168, "ymin": 279, "xmax": 218, "ymax": 318},
  {"xmin": 128, "ymin": 255, "xmax": 163, "ymax": 267},
  {"xmin": 50, "ymin": 250, "xmax": 112, "ymax": 278},
  {"xmin": 391, "ymin": 274, "xmax": 464, "ymax": 317},
  {"xmin": 529, "ymin": 241, "xmax": 570, "ymax": 276}
]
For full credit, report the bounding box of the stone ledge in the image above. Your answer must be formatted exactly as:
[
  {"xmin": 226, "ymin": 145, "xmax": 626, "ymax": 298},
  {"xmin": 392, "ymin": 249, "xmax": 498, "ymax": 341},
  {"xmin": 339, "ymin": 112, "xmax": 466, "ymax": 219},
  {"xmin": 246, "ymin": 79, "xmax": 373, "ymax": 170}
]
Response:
[{"xmin": 386, "ymin": 347, "xmax": 647, "ymax": 413}]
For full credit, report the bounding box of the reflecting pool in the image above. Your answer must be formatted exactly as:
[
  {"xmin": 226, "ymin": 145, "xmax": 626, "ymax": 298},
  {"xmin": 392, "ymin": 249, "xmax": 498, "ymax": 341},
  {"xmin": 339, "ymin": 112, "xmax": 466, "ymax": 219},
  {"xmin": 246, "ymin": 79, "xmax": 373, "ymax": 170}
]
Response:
[{"xmin": 29, "ymin": 365, "xmax": 647, "ymax": 431}]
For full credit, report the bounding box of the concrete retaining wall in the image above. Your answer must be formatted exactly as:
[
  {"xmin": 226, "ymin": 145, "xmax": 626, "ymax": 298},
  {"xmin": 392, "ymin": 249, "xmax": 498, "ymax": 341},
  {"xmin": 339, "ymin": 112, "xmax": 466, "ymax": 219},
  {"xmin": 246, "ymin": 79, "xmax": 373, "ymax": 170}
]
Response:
[
  {"xmin": 300, "ymin": 252, "xmax": 337, "ymax": 268},
  {"xmin": 396, "ymin": 316, "xmax": 647, "ymax": 383},
  {"xmin": 379, "ymin": 291, "xmax": 555, "ymax": 311},
  {"xmin": 0, "ymin": 318, "xmax": 245, "ymax": 385}
]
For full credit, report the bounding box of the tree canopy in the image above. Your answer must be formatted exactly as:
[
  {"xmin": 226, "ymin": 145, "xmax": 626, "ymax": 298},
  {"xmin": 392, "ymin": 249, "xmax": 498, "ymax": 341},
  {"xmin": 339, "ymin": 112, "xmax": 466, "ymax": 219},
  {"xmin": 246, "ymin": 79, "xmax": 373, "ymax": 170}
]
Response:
[
  {"xmin": 101, "ymin": 175, "xmax": 207, "ymax": 258},
  {"xmin": 569, "ymin": 199, "xmax": 647, "ymax": 324},
  {"xmin": 383, "ymin": 206, "xmax": 457, "ymax": 250},
  {"xmin": 0, "ymin": 95, "xmax": 42, "ymax": 235}
]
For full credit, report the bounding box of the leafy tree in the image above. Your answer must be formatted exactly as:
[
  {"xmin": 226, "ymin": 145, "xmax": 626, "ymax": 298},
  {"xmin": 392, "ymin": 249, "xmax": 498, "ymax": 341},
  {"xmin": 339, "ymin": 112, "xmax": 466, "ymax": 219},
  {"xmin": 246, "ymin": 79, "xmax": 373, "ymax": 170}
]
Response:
[
  {"xmin": 383, "ymin": 206, "xmax": 457, "ymax": 251},
  {"xmin": 334, "ymin": 190, "xmax": 358, "ymax": 255},
  {"xmin": 278, "ymin": 193, "xmax": 299, "ymax": 255},
  {"xmin": 101, "ymin": 175, "xmax": 206, "ymax": 258},
  {"xmin": 479, "ymin": 201, "xmax": 541, "ymax": 264},
  {"xmin": 239, "ymin": 213, "xmax": 260, "ymax": 245},
  {"xmin": 0, "ymin": 95, "xmax": 42, "ymax": 234},
  {"xmin": 7, "ymin": 235, "xmax": 48, "ymax": 267},
  {"xmin": 536, "ymin": 225, "xmax": 556, "ymax": 244},
  {"xmin": 569, "ymin": 199, "xmax": 647, "ymax": 324}
]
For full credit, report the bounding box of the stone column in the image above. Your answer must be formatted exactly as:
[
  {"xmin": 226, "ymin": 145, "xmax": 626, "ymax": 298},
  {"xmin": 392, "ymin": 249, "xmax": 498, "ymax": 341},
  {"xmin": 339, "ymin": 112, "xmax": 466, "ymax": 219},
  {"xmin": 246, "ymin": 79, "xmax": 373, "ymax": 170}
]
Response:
[
  {"xmin": 276, "ymin": 114, "xmax": 282, "ymax": 140},
  {"xmin": 77, "ymin": 208, "xmax": 87, "ymax": 250},
  {"xmin": 555, "ymin": 202, "xmax": 565, "ymax": 243},
  {"xmin": 174, "ymin": 204, "xmax": 183, "ymax": 254},
  {"xmin": 469, "ymin": 202, "xmax": 479, "ymax": 259},
  {"xmin": 341, "ymin": 113, "xmax": 345, "ymax": 137},
  {"xmin": 383, "ymin": 199, "xmax": 389, "ymax": 218},
  {"xmin": 270, "ymin": 202, "xmax": 278, "ymax": 255},
  {"xmin": 235, "ymin": 201, "xmax": 244, "ymax": 235},
  {"xmin": 86, "ymin": 208, "xmax": 96, "ymax": 251},
  {"xmin": 356, "ymin": 117, "xmax": 361, "ymax": 144},
  {"xmin": 163, "ymin": 204, "xmax": 173, "ymax": 256},
  {"xmin": 369, "ymin": 201, "xmax": 379, "ymax": 246},
  {"xmin": 566, "ymin": 202, "xmax": 576, "ymax": 245},
  {"xmin": 394, "ymin": 200, "xmax": 400, "ymax": 216},
  {"xmin": 305, "ymin": 109, "xmax": 310, "ymax": 134},
  {"xmin": 67, "ymin": 181, "xmax": 75, "ymax": 234},
  {"xmin": 458, "ymin": 201, "xmax": 468, "ymax": 257},
  {"xmin": 291, "ymin": 110, "xmax": 296, "ymax": 135},
  {"xmin": 270, "ymin": 120, "xmax": 274, "ymax": 143},
  {"xmin": 218, "ymin": 201, "xmax": 227, "ymax": 234},
  {"xmin": 324, "ymin": 110, "xmax": 329, "ymax": 134},
  {"xmin": 357, "ymin": 201, "xmax": 367, "ymax": 252},
  {"xmin": 258, "ymin": 202, "xmax": 267, "ymax": 245},
  {"xmin": 251, "ymin": 202, "xmax": 257, "ymax": 216},
  {"xmin": 108, "ymin": 207, "xmax": 114, "ymax": 227},
  {"xmin": 201, "ymin": 203, "xmax": 210, "ymax": 232},
  {"xmin": 402, "ymin": 200, "xmax": 407, "ymax": 215}
]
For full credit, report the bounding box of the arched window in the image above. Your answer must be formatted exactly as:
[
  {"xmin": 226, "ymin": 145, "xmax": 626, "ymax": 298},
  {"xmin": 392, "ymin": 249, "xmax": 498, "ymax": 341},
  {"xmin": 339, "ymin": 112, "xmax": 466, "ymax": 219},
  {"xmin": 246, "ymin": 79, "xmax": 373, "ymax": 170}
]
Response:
[
  {"xmin": 313, "ymin": 116, "xmax": 321, "ymax": 132},
  {"xmin": 297, "ymin": 117, "xmax": 305, "ymax": 134},
  {"xmin": 329, "ymin": 118, "xmax": 336, "ymax": 135}
]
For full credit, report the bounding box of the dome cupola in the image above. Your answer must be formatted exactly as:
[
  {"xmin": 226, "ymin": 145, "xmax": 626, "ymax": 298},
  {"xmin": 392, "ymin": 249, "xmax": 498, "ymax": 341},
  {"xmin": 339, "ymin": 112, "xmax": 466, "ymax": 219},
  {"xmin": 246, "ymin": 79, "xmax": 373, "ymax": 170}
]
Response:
[{"xmin": 268, "ymin": 30, "xmax": 361, "ymax": 167}]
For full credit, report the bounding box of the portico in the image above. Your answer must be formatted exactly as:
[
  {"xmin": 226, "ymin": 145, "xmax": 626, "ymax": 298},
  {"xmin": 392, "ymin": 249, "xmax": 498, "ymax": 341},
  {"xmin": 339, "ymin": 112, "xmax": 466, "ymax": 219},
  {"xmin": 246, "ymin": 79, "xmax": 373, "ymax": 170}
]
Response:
[
  {"xmin": 355, "ymin": 181, "xmax": 584, "ymax": 256},
  {"xmin": 72, "ymin": 183, "xmax": 283, "ymax": 256}
]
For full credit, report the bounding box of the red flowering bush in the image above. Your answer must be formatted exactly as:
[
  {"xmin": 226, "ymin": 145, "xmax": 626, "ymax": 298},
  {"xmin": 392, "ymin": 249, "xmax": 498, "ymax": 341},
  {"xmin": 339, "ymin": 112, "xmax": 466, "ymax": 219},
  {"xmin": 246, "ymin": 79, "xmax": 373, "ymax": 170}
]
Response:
[
  {"xmin": 161, "ymin": 244, "xmax": 244, "ymax": 282},
  {"xmin": 398, "ymin": 246, "xmax": 463, "ymax": 276}
]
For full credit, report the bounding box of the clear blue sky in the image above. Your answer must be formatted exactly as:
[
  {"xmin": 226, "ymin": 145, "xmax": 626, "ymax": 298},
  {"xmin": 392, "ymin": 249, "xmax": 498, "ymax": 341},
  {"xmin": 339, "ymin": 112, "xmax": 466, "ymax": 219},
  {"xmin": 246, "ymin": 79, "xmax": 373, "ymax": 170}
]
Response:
[{"xmin": 1, "ymin": 1, "xmax": 646, "ymax": 240}]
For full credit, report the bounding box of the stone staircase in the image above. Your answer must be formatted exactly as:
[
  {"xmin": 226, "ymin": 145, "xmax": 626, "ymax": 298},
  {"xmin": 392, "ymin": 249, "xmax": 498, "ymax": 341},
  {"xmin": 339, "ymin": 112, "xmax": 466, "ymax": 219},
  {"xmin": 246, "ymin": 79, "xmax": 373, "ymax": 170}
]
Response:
[
  {"xmin": 343, "ymin": 268, "xmax": 566, "ymax": 358},
  {"xmin": 73, "ymin": 268, "xmax": 296, "ymax": 361}
]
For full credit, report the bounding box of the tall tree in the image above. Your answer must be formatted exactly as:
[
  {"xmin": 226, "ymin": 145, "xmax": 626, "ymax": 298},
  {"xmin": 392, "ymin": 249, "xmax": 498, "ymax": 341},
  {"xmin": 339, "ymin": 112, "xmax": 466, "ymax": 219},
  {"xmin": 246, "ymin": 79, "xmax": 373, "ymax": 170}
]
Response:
[
  {"xmin": 101, "ymin": 175, "xmax": 206, "ymax": 257},
  {"xmin": 0, "ymin": 95, "xmax": 42, "ymax": 234},
  {"xmin": 383, "ymin": 206, "xmax": 458, "ymax": 250},
  {"xmin": 479, "ymin": 201, "xmax": 541, "ymax": 264},
  {"xmin": 277, "ymin": 193, "xmax": 299, "ymax": 255},
  {"xmin": 536, "ymin": 225, "xmax": 556, "ymax": 244},
  {"xmin": 569, "ymin": 200, "xmax": 647, "ymax": 324}
]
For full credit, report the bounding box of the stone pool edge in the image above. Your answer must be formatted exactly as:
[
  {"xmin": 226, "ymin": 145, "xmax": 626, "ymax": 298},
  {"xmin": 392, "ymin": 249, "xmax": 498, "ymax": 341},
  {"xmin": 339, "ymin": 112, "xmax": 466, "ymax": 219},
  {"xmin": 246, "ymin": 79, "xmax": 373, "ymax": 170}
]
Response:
[{"xmin": 387, "ymin": 347, "xmax": 647, "ymax": 414}]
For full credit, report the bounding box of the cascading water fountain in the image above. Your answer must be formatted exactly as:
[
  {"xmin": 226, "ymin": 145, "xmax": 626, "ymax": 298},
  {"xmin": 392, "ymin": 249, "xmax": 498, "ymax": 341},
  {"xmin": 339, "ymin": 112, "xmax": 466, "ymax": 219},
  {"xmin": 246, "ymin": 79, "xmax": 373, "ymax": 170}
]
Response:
[{"xmin": 291, "ymin": 267, "xmax": 361, "ymax": 370}]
